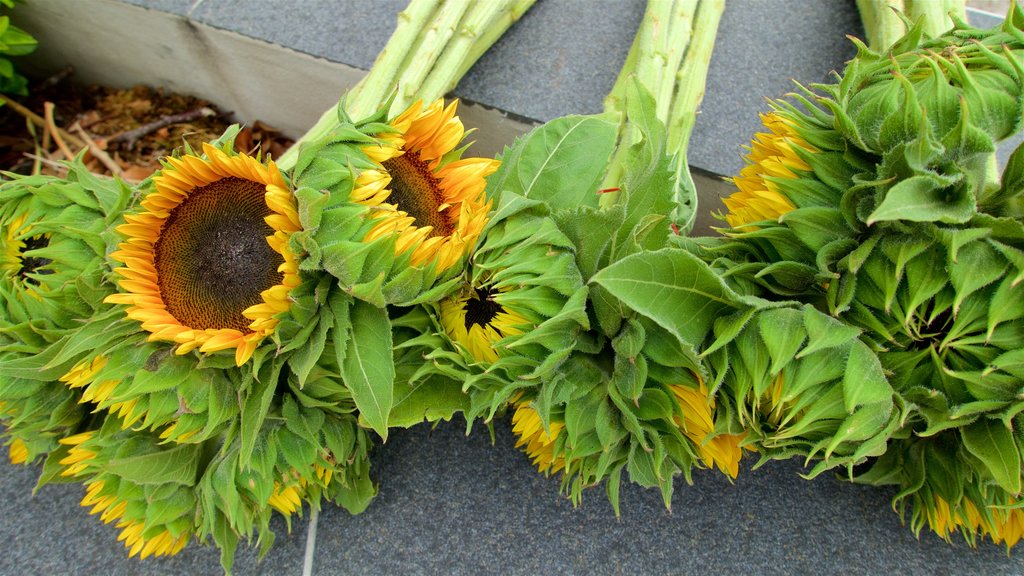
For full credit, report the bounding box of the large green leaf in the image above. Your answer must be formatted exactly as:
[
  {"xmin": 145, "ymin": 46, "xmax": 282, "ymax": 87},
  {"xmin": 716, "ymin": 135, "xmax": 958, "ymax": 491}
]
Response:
[
  {"xmin": 866, "ymin": 173, "xmax": 974, "ymax": 225},
  {"xmin": 389, "ymin": 376, "xmax": 469, "ymax": 428},
  {"xmin": 842, "ymin": 340, "xmax": 893, "ymax": 411},
  {"xmin": 341, "ymin": 300, "xmax": 394, "ymax": 440},
  {"xmin": 591, "ymin": 248, "xmax": 744, "ymax": 348},
  {"xmin": 489, "ymin": 114, "xmax": 618, "ymax": 209}
]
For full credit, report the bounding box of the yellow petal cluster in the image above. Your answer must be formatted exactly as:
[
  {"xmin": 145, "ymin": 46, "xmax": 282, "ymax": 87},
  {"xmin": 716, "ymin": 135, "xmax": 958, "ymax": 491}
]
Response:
[{"xmin": 723, "ymin": 113, "xmax": 810, "ymax": 228}]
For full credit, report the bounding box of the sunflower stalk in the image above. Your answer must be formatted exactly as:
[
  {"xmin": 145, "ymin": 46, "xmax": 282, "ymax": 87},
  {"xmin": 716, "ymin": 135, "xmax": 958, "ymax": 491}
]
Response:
[
  {"xmin": 598, "ymin": 0, "xmax": 723, "ymax": 224},
  {"xmin": 418, "ymin": 0, "xmax": 525, "ymax": 104},
  {"xmin": 277, "ymin": 0, "xmax": 533, "ymax": 172},
  {"xmin": 452, "ymin": 0, "xmax": 534, "ymax": 81},
  {"xmin": 391, "ymin": 0, "xmax": 473, "ymax": 111}
]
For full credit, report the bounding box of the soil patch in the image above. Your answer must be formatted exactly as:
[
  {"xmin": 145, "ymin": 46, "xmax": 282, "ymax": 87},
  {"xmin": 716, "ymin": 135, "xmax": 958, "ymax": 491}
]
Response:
[{"xmin": 0, "ymin": 68, "xmax": 292, "ymax": 182}]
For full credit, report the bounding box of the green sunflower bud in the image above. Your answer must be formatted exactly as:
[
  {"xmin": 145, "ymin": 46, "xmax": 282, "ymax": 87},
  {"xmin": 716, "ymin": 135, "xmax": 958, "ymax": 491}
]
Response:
[
  {"xmin": 0, "ymin": 160, "xmax": 130, "ymax": 463},
  {"xmin": 399, "ymin": 191, "xmax": 589, "ymax": 423},
  {"xmin": 55, "ymin": 423, "xmax": 198, "ymax": 561},
  {"xmin": 853, "ymin": 428, "xmax": 1024, "ymax": 548},
  {"xmin": 705, "ymin": 304, "xmax": 897, "ymax": 477},
  {"xmin": 712, "ymin": 11, "xmax": 1024, "ymax": 547},
  {"xmin": 508, "ymin": 349, "xmax": 704, "ymax": 514}
]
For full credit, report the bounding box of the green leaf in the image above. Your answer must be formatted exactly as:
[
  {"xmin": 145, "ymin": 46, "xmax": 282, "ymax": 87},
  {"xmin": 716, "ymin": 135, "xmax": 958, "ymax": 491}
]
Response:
[
  {"xmin": 757, "ymin": 308, "xmax": 806, "ymax": 375},
  {"xmin": 591, "ymin": 248, "xmax": 743, "ymax": 348},
  {"xmin": 0, "ymin": 23, "xmax": 36, "ymax": 56},
  {"xmin": 867, "ymin": 174, "xmax": 974, "ymax": 225},
  {"xmin": 287, "ymin": 312, "xmax": 332, "ymax": 388},
  {"xmin": 950, "ymin": 240, "xmax": 1006, "ymax": 314},
  {"xmin": 842, "ymin": 340, "xmax": 892, "ymax": 411},
  {"xmin": 616, "ymin": 80, "xmax": 676, "ymax": 251},
  {"xmin": 489, "ymin": 114, "xmax": 618, "ymax": 209},
  {"xmin": 389, "ymin": 376, "xmax": 469, "ymax": 428},
  {"xmin": 240, "ymin": 363, "xmax": 281, "ymax": 466},
  {"xmin": 333, "ymin": 467, "xmax": 377, "ymax": 515},
  {"xmin": 341, "ymin": 300, "xmax": 394, "ymax": 440},
  {"xmin": 779, "ymin": 207, "xmax": 850, "ymax": 251},
  {"xmin": 105, "ymin": 443, "xmax": 201, "ymax": 486},
  {"xmin": 960, "ymin": 418, "xmax": 1022, "ymax": 494}
]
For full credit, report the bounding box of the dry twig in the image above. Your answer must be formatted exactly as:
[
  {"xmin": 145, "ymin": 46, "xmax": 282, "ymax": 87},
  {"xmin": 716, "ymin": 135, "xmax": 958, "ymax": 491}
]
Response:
[
  {"xmin": 107, "ymin": 107, "xmax": 217, "ymax": 149},
  {"xmin": 44, "ymin": 102, "xmax": 78, "ymax": 160},
  {"xmin": 0, "ymin": 94, "xmax": 86, "ymax": 150},
  {"xmin": 71, "ymin": 123, "xmax": 124, "ymax": 177}
]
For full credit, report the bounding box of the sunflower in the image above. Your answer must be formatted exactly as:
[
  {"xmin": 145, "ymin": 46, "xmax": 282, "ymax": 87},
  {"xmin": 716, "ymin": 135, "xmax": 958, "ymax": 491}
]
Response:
[
  {"xmin": 351, "ymin": 99, "xmax": 497, "ymax": 272},
  {"xmin": 268, "ymin": 483, "xmax": 304, "ymax": 517},
  {"xmin": 669, "ymin": 380, "xmax": 746, "ymax": 479},
  {"xmin": 60, "ymin": 355, "xmax": 143, "ymax": 428},
  {"xmin": 438, "ymin": 284, "xmax": 529, "ymax": 364},
  {"xmin": 721, "ymin": 113, "xmax": 808, "ymax": 228},
  {"xmin": 511, "ymin": 400, "xmax": 565, "ymax": 474},
  {"xmin": 105, "ymin": 143, "xmax": 301, "ymax": 366}
]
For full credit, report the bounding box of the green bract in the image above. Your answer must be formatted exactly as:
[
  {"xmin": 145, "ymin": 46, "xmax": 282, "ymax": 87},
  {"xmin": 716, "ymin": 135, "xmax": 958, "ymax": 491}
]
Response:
[{"xmin": 702, "ymin": 303, "xmax": 897, "ymax": 477}]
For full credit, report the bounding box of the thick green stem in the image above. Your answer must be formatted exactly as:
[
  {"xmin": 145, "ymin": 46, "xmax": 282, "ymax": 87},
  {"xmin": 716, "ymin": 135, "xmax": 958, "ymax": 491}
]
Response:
[
  {"xmin": 667, "ymin": 0, "xmax": 723, "ymax": 158},
  {"xmin": 656, "ymin": 0, "xmax": 697, "ymax": 122},
  {"xmin": 603, "ymin": 29, "xmax": 641, "ymax": 116},
  {"xmin": 277, "ymin": 0, "xmax": 440, "ymax": 170},
  {"xmin": 347, "ymin": 0, "xmax": 443, "ymax": 118},
  {"xmin": 634, "ymin": 0, "xmax": 674, "ymax": 113},
  {"xmin": 857, "ymin": 0, "xmax": 965, "ymax": 52},
  {"xmin": 392, "ymin": 0, "xmax": 473, "ymax": 112},
  {"xmin": 418, "ymin": 0, "xmax": 516, "ymax": 104},
  {"xmin": 668, "ymin": 0, "xmax": 723, "ymax": 232},
  {"xmin": 453, "ymin": 0, "xmax": 535, "ymax": 81},
  {"xmin": 856, "ymin": 0, "xmax": 906, "ymax": 52}
]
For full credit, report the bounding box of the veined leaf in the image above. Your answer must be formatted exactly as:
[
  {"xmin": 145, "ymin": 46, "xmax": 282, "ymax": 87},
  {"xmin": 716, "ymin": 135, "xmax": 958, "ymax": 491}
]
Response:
[
  {"xmin": 961, "ymin": 418, "xmax": 1022, "ymax": 494},
  {"xmin": 489, "ymin": 114, "xmax": 618, "ymax": 210},
  {"xmin": 105, "ymin": 443, "xmax": 201, "ymax": 486},
  {"xmin": 591, "ymin": 248, "xmax": 744, "ymax": 348},
  {"xmin": 341, "ymin": 300, "xmax": 394, "ymax": 440},
  {"xmin": 842, "ymin": 340, "xmax": 893, "ymax": 411}
]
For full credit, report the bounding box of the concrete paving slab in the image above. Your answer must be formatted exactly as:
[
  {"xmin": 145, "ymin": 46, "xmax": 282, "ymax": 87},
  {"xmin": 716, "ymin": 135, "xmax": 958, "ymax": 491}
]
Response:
[{"xmin": 314, "ymin": 420, "xmax": 1023, "ymax": 576}]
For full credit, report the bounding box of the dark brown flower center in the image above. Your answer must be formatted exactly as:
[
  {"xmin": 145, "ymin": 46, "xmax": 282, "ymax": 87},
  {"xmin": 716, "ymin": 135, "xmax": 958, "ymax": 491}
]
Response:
[
  {"xmin": 381, "ymin": 151, "xmax": 454, "ymax": 238},
  {"xmin": 18, "ymin": 235, "xmax": 51, "ymax": 286},
  {"xmin": 153, "ymin": 176, "xmax": 283, "ymax": 332},
  {"xmin": 463, "ymin": 286, "xmax": 502, "ymax": 330}
]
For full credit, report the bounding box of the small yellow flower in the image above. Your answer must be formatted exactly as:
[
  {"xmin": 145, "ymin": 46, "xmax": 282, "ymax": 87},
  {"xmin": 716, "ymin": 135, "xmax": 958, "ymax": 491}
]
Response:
[
  {"xmin": 511, "ymin": 401, "xmax": 565, "ymax": 474},
  {"xmin": 58, "ymin": 431, "xmax": 97, "ymax": 477},
  {"xmin": 116, "ymin": 518, "xmax": 190, "ymax": 559},
  {"xmin": 351, "ymin": 99, "xmax": 498, "ymax": 272},
  {"xmin": 105, "ymin": 144, "xmax": 301, "ymax": 366},
  {"xmin": 0, "ymin": 213, "xmax": 47, "ymax": 299},
  {"xmin": 439, "ymin": 286, "xmax": 529, "ymax": 363},
  {"xmin": 268, "ymin": 482, "xmax": 305, "ymax": 517},
  {"xmin": 723, "ymin": 113, "xmax": 812, "ymax": 228}
]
